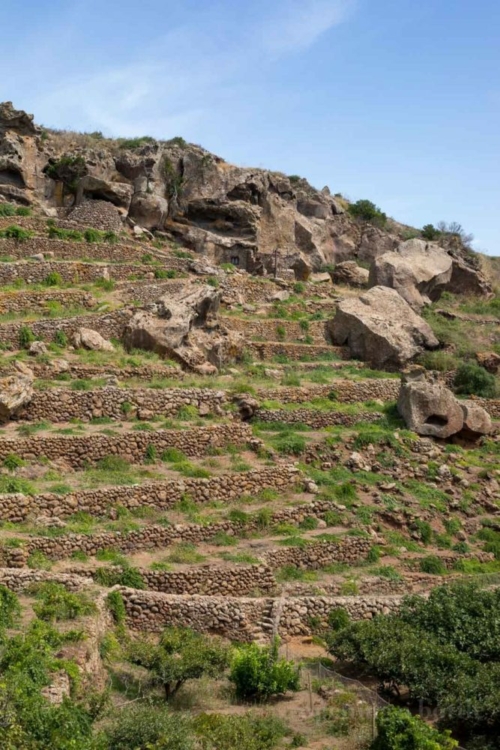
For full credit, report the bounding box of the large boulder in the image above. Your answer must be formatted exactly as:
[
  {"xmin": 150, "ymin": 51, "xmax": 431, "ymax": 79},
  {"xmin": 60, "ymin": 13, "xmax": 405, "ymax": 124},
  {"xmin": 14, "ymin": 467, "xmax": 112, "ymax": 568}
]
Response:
[
  {"xmin": 332, "ymin": 261, "xmax": 369, "ymax": 287},
  {"xmin": 0, "ymin": 362, "xmax": 34, "ymax": 422},
  {"xmin": 369, "ymin": 239, "xmax": 453, "ymax": 310},
  {"xmin": 446, "ymin": 256, "xmax": 493, "ymax": 297},
  {"xmin": 72, "ymin": 328, "xmax": 114, "ymax": 352},
  {"xmin": 329, "ymin": 286, "xmax": 439, "ymax": 369},
  {"xmin": 397, "ymin": 368, "xmax": 464, "ymax": 438},
  {"xmin": 123, "ymin": 284, "xmax": 229, "ymax": 371},
  {"xmin": 397, "ymin": 368, "xmax": 492, "ymax": 440}
]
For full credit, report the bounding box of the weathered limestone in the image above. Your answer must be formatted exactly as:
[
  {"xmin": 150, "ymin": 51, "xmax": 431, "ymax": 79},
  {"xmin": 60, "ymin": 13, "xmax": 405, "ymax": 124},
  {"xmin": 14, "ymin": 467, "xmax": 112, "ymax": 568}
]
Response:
[{"xmin": 0, "ymin": 361, "xmax": 34, "ymax": 421}]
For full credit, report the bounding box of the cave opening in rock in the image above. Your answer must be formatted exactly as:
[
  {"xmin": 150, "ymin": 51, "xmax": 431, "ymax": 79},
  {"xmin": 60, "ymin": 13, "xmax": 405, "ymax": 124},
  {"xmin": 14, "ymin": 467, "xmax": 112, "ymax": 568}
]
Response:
[{"xmin": 425, "ymin": 414, "xmax": 449, "ymax": 427}]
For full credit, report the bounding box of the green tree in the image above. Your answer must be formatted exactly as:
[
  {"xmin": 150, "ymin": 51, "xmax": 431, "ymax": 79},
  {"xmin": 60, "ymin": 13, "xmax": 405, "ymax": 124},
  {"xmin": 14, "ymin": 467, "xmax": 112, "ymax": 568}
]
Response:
[
  {"xmin": 422, "ymin": 224, "xmax": 441, "ymax": 241},
  {"xmin": 128, "ymin": 627, "xmax": 230, "ymax": 700},
  {"xmin": 229, "ymin": 638, "xmax": 300, "ymax": 701},
  {"xmin": 454, "ymin": 362, "xmax": 497, "ymax": 398},
  {"xmin": 348, "ymin": 199, "xmax": 387, "ymax": 227}
]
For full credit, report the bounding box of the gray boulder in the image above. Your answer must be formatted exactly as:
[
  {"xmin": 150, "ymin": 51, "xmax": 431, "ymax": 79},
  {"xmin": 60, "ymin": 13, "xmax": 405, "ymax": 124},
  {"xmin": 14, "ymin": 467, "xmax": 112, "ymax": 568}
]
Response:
[
  {"xmin": 332, "ymin": 261, "xmax": 369, "ymax": 287},
  {"xmin": 0, "ymin": 361, "xmax": 34, "ymax": 422},
  {"xmin": 72, "ymin": 328, "xmax": 114, "ymax": 352},
  {"xmin": 369, "ymin": 239, "xmax": 452, "ymax": 310},
  {"xmin": 329, "ymin": 286, "xmax": 439, "ymax": 369},
  {"xmin": 397, "ymin": 368, "xmax": 492, "ymax": 440}
]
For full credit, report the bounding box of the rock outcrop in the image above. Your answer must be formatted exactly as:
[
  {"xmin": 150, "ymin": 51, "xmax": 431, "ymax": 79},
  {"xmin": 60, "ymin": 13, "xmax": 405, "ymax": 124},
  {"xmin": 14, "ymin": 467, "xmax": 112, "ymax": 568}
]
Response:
[
  {"xmin": 123, "ymin": 284, "xmax": 241, "ymax": 371},
  {"xmin": 0, "ymin": 361, "xmax": 34, "ymax": 422},
  {"xmin": 369, "ymin": 239, "xmax": 453, "ymax": 310},
  {"xmin": 332, "ymin": 260, "xmax": 369, "ymax": 287},
  {"xmin": 329, "ymin": 286, "xmax": 439, "ymax": 369},
  {"xmin": 397, "ymin": 368, "xmax": 492, "ymax": 440}
]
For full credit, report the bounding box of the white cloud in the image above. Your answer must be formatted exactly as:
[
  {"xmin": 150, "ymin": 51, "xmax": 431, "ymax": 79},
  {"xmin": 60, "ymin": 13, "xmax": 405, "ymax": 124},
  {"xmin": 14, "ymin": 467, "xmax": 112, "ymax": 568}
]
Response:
[{"xmin": 260, "ymin": 0, "xmax": 356, "ymax": 55}]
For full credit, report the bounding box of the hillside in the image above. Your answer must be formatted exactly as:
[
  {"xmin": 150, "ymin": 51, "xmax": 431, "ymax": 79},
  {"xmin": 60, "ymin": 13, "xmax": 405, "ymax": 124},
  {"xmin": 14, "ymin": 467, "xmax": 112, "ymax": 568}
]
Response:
[{"xmin": 0, "ymin": 101, "xmax": 498, "ymax": 749}]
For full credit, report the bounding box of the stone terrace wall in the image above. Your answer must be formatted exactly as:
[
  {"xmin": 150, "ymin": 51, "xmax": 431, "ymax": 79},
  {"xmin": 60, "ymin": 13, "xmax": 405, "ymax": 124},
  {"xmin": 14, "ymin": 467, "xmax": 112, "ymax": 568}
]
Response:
[
  {"xmin": 74, "ymin": 564, "xmax": 277, "ymax": 596},
  {"xmin": 26, "ymin": 362, "xmax": 184, "ymax": 381},
  {"xmin": 0, "ymin": 464, "xmax": 297, "ymax": 522},
  {"xmin": 0, "ymin": 237, "xmax": 148, "ymax": 263},
  {"xmin": 249, "ymin": 342, "xmax": 346, "ymax": 361},
  {"xmin": 119, "ymin": 590, "xmax": 403, "ymax": 639},
  {"xmin": 0, "ymin": 261, "xmax": 151, "ymax": 285},
  {"xmin": 17, "ymin": 386, "xmax": 226, "ymax": 422},
  {"xmin": 257, "ymin": 380, "xmax": 400, "ymax": 405},
  {"xmin": 223, "ymin": 317, "xmax": 330, "ymax": 344},
  {"xmin": 220, "ymin": 277, "xmax": 284, "ymax": 305},
  {"xmin": 0, "ymin": 568, "xmax": 91, "ymax": 592},
  {"xmin": 0, "ymin": 289, "xmax": 95, "ymax": 314},
  {"xmin": 264, "ymin": 537, "xmax": 372, "ymax": 569},
  {"xmin": 254, "ymin": 408, "xmax": 381, "ymax": 429},
  {"xmin": 0, "ymin": 422, "xmax": 252, "ymax": 468},
  {"xmin": 117, "ymin": 279, "xmax": 191, "ymax": 305},
  {"xmin": 0, "ymin": 309, "xmax": 131, "ymax": 347},
  {"xmin": 472, "ymin": 397, "xmax": 500, "ymax": 418}
]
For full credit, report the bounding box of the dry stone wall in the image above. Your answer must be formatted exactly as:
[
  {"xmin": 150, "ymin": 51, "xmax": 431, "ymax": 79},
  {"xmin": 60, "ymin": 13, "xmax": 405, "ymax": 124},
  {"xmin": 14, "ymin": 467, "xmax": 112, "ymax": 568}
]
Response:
[
  {"xmin": 26, "ymin": 362, "xmax": 184, "ymax": 382},
  {"xmin": 250, "ymin": 342, "xmax": 345, "ymax": 360},
  {"xmin": 117, "ymin": 279, "xmax": 191, "ymax": 305},
  {"xmin": 257, "ymin": 380, "xmax": 399, "ymax": 404},
  {"xmin": 119, "ymin": 590, "xmax": 403, "ymax": 640},
  {"xmin": 0, "ymin": 261, "xmax": 151, "ymax": 285},
  {"xmin": 0, "ymin": 568, "xmax": 91, "ymax": 592},
  {"xmin": 0, "ymin": 237, "xmax": 147, "ymax": 263},
  {"xmin": 0, "ymin": 465, "xmax": 298, "ymax": 522},
  {"xmin": 0, "ymin": 289, "xmax": 95, "ymax": 314},
  {"xmin": 264, "ymin": 538, "xmax": 372, "ymax": 569},
  {"xmin": 223, "ymin": 317, "xmax": 329, "ymax": 344},
  {"xmin": 0, "ymin": 309, "xmax": 131, "ymax": 347},
  {"xmin": 254, "ymin": 408, "xmax": 381, "ymax": 428},
  {"xmin": 17, "ymin": 386, "xmax": 226, "ymax": 422},
  {"xmin": 0, "ymin": 422, "xmax": 252, "ymax": 468}
]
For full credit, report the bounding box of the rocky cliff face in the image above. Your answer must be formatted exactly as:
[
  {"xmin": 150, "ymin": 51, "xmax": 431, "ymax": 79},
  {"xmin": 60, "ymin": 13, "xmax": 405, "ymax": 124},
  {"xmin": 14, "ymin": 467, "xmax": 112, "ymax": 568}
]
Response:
[{"xmin": 0, "ymin": 101, "xmax": 492, "ymax": 292}]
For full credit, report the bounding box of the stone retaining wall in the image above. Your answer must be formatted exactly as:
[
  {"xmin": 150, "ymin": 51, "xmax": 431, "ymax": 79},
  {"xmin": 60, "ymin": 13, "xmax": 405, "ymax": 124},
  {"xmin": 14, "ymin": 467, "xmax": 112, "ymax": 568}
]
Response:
[
  {"xmin": 257, "ymin": 380, "xmax": 399, "ymax": 405},
  {"xmin": 249, "ymin": 342, "xmax": 346, "ymax": 361},
  {"xmin": 119, "ymin": 590, "xmax": 403, "ymax": 639},
  {"xmin": 0, "ymin": 422, "xmax": 252, "ymax": 468},
  {"xmin": 0, "ymin": 289, "xmax": 95, "ymax": 314},
  {"xmin": 0, "ymin": 568, "xmax": 91, "ymax": 592},
  {"xmin": 264, "ymin": 538, "xmax": 372, "ymax": 569},
  {"xmin": 472, "ymin": 397, "xmax": 500, "ymax": 418},
  {"xmin": 0, "ymin": 309, "xmax": 131, "ymax": 348},
  {"xmin": 17, "ymin": 386, "xmax": 226, "ymax": 422},
  {"xmin": 73, "ymin": 564, "xmax": 277, "ymax": 596},
  {"xmin": 0, "ymin": 237, "xmax": 146, "ymax": 263},
  {"xmin": 223, "ymin": 317, "xmax": 329, "ymax": 344},
  {"xmin": 27, "ymin": 362, "xmax": 184, "ymax": 382},
  {"xmin": 0, "ymin": 464, "xmax": 297, "ymax": 522},
  {"xmin": 116, "ymin": 279, "xmax": 191, "ymax": 305},
  {"xmin": 0, "ymin": 261, "xmax": 151, "ymax": 285},
  {"xmin": 254, "ymin": 408, "xmax": 381, "ymax": 428}
]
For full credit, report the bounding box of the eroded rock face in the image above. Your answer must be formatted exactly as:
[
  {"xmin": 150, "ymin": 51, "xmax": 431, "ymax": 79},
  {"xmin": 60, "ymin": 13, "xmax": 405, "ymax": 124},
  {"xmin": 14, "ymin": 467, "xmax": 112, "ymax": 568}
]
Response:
[
  {"xmin": 329, "ymin": 286, "xmax": 439, "ymax": 369},
  {"xmin": 123, "ymin": 284, "xmax": 238, "ymax": 371},
  {"xmin": 0, "ymin": 361, "xmax": 34, "ymax": 422},
  {"xmin": 397, "ymin": 368, "xmax": 492, "ymax": 440},
  {"xmin": 369, "ymin": 239, "xmax": 453, "ymax": 310},
  {"xmin": 72, "ymin": 328, "xmax": 115, "ymax": 352},
  {"xmin": 447, "ymin": 256, "xmax": 493, "ymax": 297},
  {"xmin": 332, "ymin": 261, "xmax": 369, "ymax": 287}
]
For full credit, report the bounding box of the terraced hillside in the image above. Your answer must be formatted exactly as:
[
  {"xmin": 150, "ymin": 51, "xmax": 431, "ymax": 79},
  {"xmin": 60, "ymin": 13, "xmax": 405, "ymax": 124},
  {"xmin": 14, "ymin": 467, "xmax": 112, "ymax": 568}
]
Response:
[{"xmin": 0, "ymin": 105, "xmax": 499, "ymax": 749}]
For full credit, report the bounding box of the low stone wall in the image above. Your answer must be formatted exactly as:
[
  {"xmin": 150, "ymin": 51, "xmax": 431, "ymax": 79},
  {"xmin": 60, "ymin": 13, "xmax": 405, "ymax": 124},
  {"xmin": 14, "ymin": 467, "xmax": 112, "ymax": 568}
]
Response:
[
  {"xmin": 0, "ymin": 237, "xmax": 146, "ymax": 263},
  {"xmin": 0, "ymin": 422, "xmax": 252, "ymax": 469},
  {"xmin": 249, "ymin": 342, "xmax": 346, "ymax": 361},
  {"xmin": 0, "ymin": 464, "xmax": 297, "ymax": 522},
  {"xmin": 0, "ymin": 289, "xmax": 95, "ymax": 314},
  {"xmin": 119, "ymin": 590, "xmax": 403, "ymax": 639},
  {"xmin": 254, "ymin": 408, "xmax": 381, "ymax": 428},
  {"xmin": 472, "ymin": 397, "xmax": 500, "ymax": 419},
  {"xmin": 73, "ymin": 564, "xmax": 276, "ymax": 596},
  {"xmin": 221, "ymin": 276, "xmax": 284, "ymax": 305},
  {"xmin": 223, "ymin": 317, "xmax": 330, "ymax": 344},
  {"xmin": 264, "ymin": 538, "xmax": 372, "ymax": 569},
  {"xmin": 17, "ymin": 386, "xmax": 226, "ymax": 422},
  {"xmin": 26, "ymin": 362, "xmax": 184, "ymax": 382},
  {"xmin": 0, "ymin": 309, "xmax": 131, "ymax": 348},
  {"xmin": 0, "ymin": 261, "xmax": 151, "ymax": 285},
  {"xmin": 257, "ymin": 380, "xmax": 399, "ymax": 405},
  {"xmin": 116, "ymin": 279, "xmax": 190, "ymax": 305},
  {"xmin": 0, "ymin": 568, "xmax": 91, "ymax": 592}
]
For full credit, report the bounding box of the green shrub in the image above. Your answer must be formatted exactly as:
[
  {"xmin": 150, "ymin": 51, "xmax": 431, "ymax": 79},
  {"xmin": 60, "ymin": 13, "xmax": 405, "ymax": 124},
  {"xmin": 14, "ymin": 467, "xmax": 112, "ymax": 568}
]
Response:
[
  {"xmin": 0, "ymin": 585, "xmax": 20, "ymax": 629},
  {"xmin": 32, "ymin": 582, "xmax": 96, "ymax": 621},
  {"xmin": 18, "ymin": 325, "xmax": 35, "ymax": 349},
  {"xmin": 276, "ymin": 325, "xmax": 286, "ymax": 341},
  {"xmin": 43, "ymin": 271, "xmax": 63, "ymax": 287},
  {"xmin": 102, "ymin": 704, "xmax": 192, "ymax": 750},
  {"xmin": 118, "ymin": 135, "xmax": 156, "ymax": 150},
  {"xmin": 230, "ymin": 638, "xmax": 300, "ymax": 701},
  {"xmin": 419, "ymin": 555, "xmax": 446, "ymax": 575},
  {"xmin": 193, "ymin": 713, "xmax": 288, "ymax": 750},
  {"xmin": 372, "ymin": 706, "xmax": 457, "ymax": 749},
  {"xmin": 293, "ymin": 282, "xmax": 305, "ymax": 294},
  {"xmin": 454, "ymin": 362, "xmax": 497, "ymax": 398},
  {"xmin": 0, "ymin": 203, "xmax": 16, "ymax": 217},
  {"xmin": 54, "ymin": 329, "xmax": 68, "ymax": 347},
  {"xmin": 3, "ymin": 453, "xmax": 25, "ymax": 471},
  {"xmin": 0, "ymin": 224, "xmax": 32, "ymax": 240},
  {"xmin": 274, "ymin": 434, "xmax": 306, "ymax": 456},
  {"xmin": 328, "ymin": 607, "xmax": 350, "ymax": 631},
  {"xmin": 348, "ymin": 199, "xmax": 387, "ymax": 227}
]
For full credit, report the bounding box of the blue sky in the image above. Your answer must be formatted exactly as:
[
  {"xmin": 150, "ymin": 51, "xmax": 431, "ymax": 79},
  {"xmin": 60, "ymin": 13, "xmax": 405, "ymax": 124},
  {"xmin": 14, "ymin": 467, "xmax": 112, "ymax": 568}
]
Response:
[{"xmin": 2, "ymin": 0, "xmax": 499, "ymax": 254}]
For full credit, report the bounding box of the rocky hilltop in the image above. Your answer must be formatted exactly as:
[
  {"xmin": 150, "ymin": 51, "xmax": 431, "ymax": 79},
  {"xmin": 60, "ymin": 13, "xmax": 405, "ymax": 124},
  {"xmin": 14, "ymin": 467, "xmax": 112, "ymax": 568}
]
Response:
[{"xmin": 0, "ymin": 101, "xmax": 491, "ymax": 293}]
